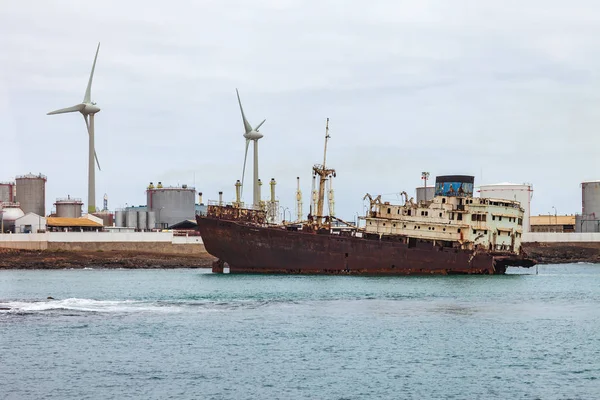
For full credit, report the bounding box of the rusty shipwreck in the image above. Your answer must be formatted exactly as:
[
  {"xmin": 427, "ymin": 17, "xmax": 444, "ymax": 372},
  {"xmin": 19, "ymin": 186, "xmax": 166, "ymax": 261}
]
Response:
[{"xmin": 196, "ymin": 121, "xmax": 535, "ymax": 275}]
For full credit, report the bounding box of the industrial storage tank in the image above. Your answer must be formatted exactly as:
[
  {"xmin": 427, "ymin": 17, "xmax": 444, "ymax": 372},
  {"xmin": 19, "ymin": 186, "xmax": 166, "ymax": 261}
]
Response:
[
  {"xmin": 479, "ymin": 183, "xmax": 533, "ymax": 232},
  {"xmin": 0, "ymin": 182, "xmax": 16, "ymax": 203},
  {"xmin": 137, "ymin": 211, "xmax": 147, "ymax": 231},
  {"xmin": 147, "ymin": 211, "xmax": 156, "ymax": 230},
  {"xmin": 15, "ymin": 173, "xmax": 47, "ymax": 216},
  {"xmin": 0, "ymin": 203, "xmax": 25, "ymax": 233},
  {"xmin": 416, "ymin": 186, "xmax": 435, "ymax": 203},
  {"xmin": 125, "ymin": 210, "xmax": 137, "ymax": 228},
  {"xmin": 435, "ymin": 175, "xmax": 474, "ymax": 197},
  {"xmin": 115, "ymin": 210, "xmax": 125, "ymax": 227},
  {"xmin": 146, "ymin": 183, "xmax": 196, "ymax": 228},
  {"xmin": 578, "ymin": 180, "xmax": 600, "ymax": 232},
  {"xmin": 55, "ymin": 197, "xmax": 83, "ymax": 218}
]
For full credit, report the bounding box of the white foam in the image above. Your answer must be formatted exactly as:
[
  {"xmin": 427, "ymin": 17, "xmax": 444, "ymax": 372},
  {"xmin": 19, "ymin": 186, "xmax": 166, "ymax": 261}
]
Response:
[{"xmin": 0, "ymin": 298, "xmax": 182, "ymax": 314}]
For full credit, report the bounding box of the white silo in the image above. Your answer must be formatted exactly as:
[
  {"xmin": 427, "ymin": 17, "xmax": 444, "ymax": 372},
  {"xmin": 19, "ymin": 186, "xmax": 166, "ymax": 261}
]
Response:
[
  {"xmin": 578, "ymin": 181, "xmax": 600, "ymax": 232},
  {"xmin": 479, "ymin": 183, "xmax": 533, "ymax": 232},
  {"xmin": 146, "ymin": 182, "xmax": 196, "ymax": 228},
  {"xmin": 15, "ymin": 173, "xmax": 47, "ymax": 216}
]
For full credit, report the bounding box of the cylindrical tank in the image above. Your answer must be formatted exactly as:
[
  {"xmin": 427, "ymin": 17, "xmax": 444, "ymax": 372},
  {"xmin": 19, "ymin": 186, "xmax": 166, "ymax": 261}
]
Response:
[
  {"xmin": 0, "ymin": 203, "xmax": 25, "ymax": 232},
  {"xmin": 582, "ymin": 181, "xmax": 600, "ymax": 218},
  {"xmin": 416, "ymin": 186, "xmax": 435, "ymax": 203},
  {"xmin": 55, "ymin": 197, "xmax": 83, "ymax": 218},
  {"xmin": 137, "ymin": 210, "xmax": 147, "ymax": 231},
  {"xmin": 115, "ymin": 210, "xmax": 125, "ymax": 227},
  {"xmin": 146, "ymin": 185, "xmax": 196, "ymax": 228},
  {"xmin": 0, "ymin": 182, "xmax": 16, "ymax": 203},
  {"xmin": 15, "ymin": 174, "xmax": 47, "ymax": 216},
  {"xmin": 580, "ymin": 181, "xmax": 600, "ymax": 232},
  {"xmin": 147, "ymin": 211, "xmax": 156, "ymax": 230},
  {"xmin": 434, "ymin": 175, "xmax": 474, "ymax": 197},
  {"xmin": 479, "ymin": 183, "xmax": 533, "ymax": 232},
  {"xmin": 125, "ymin": 210, "xmax": 137, "ymax": 228}
]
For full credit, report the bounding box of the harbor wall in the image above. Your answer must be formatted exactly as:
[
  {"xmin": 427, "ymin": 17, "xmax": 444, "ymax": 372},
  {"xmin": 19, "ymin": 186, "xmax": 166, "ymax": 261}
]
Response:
[
  {"xmin": 522, "ymin": 232, "xmax": 600, "ymax": 243},
  {"xmin": 0, "ymin": 232, "xmax": 205, "ymax": 254}
]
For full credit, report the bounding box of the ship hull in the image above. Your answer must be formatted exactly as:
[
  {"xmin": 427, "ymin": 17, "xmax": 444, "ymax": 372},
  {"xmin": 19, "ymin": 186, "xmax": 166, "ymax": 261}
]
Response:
[{"xmin": 196, "ymin": 216, "xmax": 534, "ymax": 275}]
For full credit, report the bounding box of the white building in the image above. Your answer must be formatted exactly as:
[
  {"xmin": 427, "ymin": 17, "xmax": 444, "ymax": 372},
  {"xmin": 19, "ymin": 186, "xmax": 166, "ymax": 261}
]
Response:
[
  {"xmin": 479, "ymin": 183, "xmax": 533, "ymax": 232},
  {"xmin": 14, "ymin": 212, "xmax": 47, "ymax": 233}
]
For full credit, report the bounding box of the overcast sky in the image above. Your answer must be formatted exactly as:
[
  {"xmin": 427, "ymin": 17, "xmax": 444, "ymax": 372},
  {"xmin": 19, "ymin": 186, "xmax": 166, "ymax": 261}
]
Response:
[{"xmin": 1, "ymin": 0, "xmax": 599, "ymax": 220}]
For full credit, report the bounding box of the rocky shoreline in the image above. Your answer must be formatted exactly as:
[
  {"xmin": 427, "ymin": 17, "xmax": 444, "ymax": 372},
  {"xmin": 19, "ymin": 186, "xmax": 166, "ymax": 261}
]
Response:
[
  {"xmin": 522, "ymin": 242, "xmax": 600, "ymax": 265},
  {"xmin": 0, "ymin": 248, "xmax": 216, "ymax": 269}
]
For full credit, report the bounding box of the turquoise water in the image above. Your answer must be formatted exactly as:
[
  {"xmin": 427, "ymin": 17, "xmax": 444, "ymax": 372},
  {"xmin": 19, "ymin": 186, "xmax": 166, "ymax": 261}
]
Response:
[{"xmin": 1, "ymin": 264, "xmax": 599, "ymax": 399}]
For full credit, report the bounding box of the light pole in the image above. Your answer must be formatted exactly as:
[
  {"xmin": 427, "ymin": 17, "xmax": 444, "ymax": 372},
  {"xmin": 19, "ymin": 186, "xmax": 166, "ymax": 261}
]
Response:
[{"xmin": 552, "ymin": 206, "xmax": 557, "ymax": 231}]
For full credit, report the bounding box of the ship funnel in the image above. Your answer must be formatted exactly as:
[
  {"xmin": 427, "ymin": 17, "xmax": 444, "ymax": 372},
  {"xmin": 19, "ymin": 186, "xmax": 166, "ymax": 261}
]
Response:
[
  {"xmin": 218, "ymin": 191, "xmax": 223, "ymax": 206},
  {"xmin": 270, "ymin": 178, "xmax": 276, "ymax": 203},
  {"xmin": 296, "ymin": 176, "xmax": 303, "ymax": 222},
  {"xmin": 235, "ymin": 180, "xmax": 242, "ymax": 205},
  {"xmin": 198, "ymin": 192, "xmax": 203, "ymax": 205}
]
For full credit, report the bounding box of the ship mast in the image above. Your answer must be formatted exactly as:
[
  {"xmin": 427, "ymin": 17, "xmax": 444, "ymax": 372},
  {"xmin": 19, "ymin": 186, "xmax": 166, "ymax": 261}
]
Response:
[{"xmin": 313, "ymin": 118, "xmax": 336, "ymax": 229}]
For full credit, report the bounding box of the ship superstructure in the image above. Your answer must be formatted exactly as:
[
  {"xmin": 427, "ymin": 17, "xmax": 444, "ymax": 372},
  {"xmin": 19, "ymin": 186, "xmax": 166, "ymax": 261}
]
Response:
[{"xmin": 363, "ymin": 175, "xmax": 524, "ymax": 254}]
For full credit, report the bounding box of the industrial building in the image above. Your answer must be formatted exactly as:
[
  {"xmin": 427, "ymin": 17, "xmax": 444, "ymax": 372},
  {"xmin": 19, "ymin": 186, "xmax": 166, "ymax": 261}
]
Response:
[
  {"xmin": 15, "ymin": 173, "xmax": 46, "ymax": 216},
  {"xmin": 530, "ymin": 215, "xmax": 576, "ymax": 233},
  {"xmin": 576, "ymin": 181, "xmax": 600, "ymax": 233},
  {"xmin": 146, "ymin": 182, "xmax": 196, "ymax": 228},
  {"xmin": 479, "ymin": 183, "xmax": 533, "ymax": 232},
  {"xmin": 46, "ymin": 217, "xmax": 103, "ymax": 232},
  {"xmin": 14, "ymin": 213, "xmax": 47, "ymax": 233}
]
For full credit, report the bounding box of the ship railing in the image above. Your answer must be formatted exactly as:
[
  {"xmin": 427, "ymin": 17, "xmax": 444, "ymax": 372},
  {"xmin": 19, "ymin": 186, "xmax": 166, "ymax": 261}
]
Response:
[{"xmin": 207, "ymin": 200, "xmax": 264, "ymax": 211}]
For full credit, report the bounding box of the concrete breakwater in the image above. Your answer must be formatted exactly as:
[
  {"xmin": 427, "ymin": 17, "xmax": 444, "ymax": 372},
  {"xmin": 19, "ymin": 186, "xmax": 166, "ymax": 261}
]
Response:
[{"xmin": 0, "ymin": 232, "xmax": 204, "ymax": 254}]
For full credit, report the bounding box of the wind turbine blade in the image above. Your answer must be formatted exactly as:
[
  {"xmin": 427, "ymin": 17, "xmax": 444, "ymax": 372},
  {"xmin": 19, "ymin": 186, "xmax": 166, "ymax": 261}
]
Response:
[
  {"xmin": 83, "ymin": 42, "xmax": 101, "ymax": 103},
  {"xmin": 236, "ymin": 88, "xmax": 253, "ymax": 134},
  {"xmin": 82, "ymin": 115, "xmax": 100, "ymax": 170},
  {"xmin": 241, "ymin": 139, "xmax": 250, "ymax": 198},
  {"xmin": 254, "ymin": 119, "xmax": 266, "ymax": 131},
  {"xmin": 47, "ymin": 104, "xmax": 85, "ymax": 115},
  {"xmin": 94, "ymin": 150, "xmax": 101, "ymax": 171}
]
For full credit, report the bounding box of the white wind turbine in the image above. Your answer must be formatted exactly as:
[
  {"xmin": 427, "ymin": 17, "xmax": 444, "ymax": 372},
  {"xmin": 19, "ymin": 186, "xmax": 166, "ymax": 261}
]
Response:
[
  {"xmin": 47, "ymin": 43, "xmax": 102, "ymax": 214},
  {"xmin": 236, "ymin": 89, "xmax": 266, "ymax": 208}
]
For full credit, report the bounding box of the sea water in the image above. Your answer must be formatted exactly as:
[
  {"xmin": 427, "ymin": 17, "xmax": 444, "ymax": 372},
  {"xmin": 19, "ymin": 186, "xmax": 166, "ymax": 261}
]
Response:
[{"xmin": 1, "ymin": 264, "xmax": 599, "ymax": 399}]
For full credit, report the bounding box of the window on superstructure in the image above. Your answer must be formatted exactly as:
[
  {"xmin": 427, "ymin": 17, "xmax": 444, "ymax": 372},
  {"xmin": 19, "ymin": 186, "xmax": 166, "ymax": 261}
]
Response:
[
  {"xmin": 457, "ymin": 228, "xmax": 461, "ymax": 233},
  {"xmin": 492, "ymin": 215, "xmax": 495, "ymax": 221},
  {"xmin": 518, "ymin": 218, "xmax": 522, "ymax": 225},
  {"xmin": 457, "ymin": 213, "xmax": 462, "ymax": 221},
  {"xmin": 408, "ymin": 210, "xmax": 411, "ymax": 216},
  {"xmin": 499, "ymin": 216, "xmax": 502, "ymax": 221},
  {"xmin": 439, "ymin": 212, "xmax": 442, "ymax": 217},
  {"xmin": 471, "ymin": 214, "xmax": 477, "ymax": 222},
  {"xmin": 425, "ymin": 211, "xmax": 429, "ymax": 216},
  {"xmin": 473, "ymin": 229, "xmax": 476, "ymax": 234},
  {"xmin": 387, "ymin": 208, "xmax": 391, "ymax": 214},
  {"xmin": 484, "ymin": 230, "xmax": 488, "ymax": 234},
  {"xmin": 442, "ymin": 198, "xmax": 446, "ymax": 204},
  {"xmin": 482, "ymin": 215, "xmax": 487, "ymax": 222}
]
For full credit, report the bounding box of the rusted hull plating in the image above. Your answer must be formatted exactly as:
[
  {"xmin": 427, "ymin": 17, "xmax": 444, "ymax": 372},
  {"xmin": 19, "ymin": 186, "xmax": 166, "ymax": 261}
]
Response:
[{"xmin": 196, "ymin": 216, "xmax": 535, "ymax": 275}]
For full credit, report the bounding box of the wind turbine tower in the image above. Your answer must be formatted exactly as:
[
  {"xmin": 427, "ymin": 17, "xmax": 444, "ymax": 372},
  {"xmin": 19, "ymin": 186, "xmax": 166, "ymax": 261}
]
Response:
[
  {"xmin": 47, "ymin": 43, "xmax": 102, "ymax": 214},
  {"xmin": 236, "ymin": 89, "xmax": 266, "ymax": 208}
]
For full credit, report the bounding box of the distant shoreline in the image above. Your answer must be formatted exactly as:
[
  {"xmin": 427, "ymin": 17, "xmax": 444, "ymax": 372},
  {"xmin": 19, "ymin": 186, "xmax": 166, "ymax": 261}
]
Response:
[{"xmin": 0, "ymin": 249, "xmax": 216, "ymax": 270}]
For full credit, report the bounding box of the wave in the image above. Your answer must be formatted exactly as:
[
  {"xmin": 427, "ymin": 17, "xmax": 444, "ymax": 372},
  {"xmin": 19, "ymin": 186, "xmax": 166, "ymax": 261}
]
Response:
[{"xmin": 0, "ymin": 298, "xmax": 183, "ymax": 314}]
